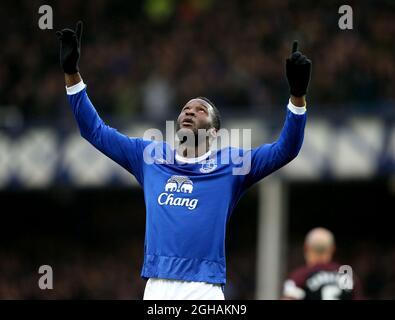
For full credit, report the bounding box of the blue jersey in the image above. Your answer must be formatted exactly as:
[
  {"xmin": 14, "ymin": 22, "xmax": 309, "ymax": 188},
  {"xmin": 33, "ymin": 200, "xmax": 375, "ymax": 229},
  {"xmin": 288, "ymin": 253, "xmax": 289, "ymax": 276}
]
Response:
[{"xmin": 67, "ymin": 82, "xmax": 306, "ymax": 285}]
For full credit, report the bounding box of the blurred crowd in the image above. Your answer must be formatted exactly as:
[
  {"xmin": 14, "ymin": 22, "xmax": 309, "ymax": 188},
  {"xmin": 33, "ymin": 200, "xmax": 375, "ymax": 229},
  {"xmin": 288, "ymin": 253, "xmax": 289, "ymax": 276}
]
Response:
[
  {"xmin": 0, "ymin": 0, "xmax": 394, "ymax": 129},
  {"xmin": 2, "ymin": 240, "xmax": 395, "ymax": 299},
  {"xmin": 0, "ymin": 242, "xmax": 255, "ymax": 299},
  {"xmin": 0, "ymin": 244, "xmax": 145, "ymax": 299}
]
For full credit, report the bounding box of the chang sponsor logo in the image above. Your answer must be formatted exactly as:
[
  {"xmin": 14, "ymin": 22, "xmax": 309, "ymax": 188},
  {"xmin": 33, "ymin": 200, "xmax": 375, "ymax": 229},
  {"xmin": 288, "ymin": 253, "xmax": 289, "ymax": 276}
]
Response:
[{"xmin": 157, "ymin": 175, "xmax": 198, "ymax": 210}]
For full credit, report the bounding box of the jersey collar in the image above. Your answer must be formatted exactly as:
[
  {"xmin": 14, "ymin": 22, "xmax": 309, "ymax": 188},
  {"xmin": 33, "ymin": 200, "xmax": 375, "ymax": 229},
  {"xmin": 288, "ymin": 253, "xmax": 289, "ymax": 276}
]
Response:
[{"xmin": 175, "ymin": 149, "xmax": 212, "ymax": 164}]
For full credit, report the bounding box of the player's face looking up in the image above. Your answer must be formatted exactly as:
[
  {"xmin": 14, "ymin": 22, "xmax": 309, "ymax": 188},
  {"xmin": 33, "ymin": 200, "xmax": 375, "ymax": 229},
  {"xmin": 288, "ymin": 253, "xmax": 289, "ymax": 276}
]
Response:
[{"xmin": 176, "ymin": 98, "xmax": 217, "ymax": 140}]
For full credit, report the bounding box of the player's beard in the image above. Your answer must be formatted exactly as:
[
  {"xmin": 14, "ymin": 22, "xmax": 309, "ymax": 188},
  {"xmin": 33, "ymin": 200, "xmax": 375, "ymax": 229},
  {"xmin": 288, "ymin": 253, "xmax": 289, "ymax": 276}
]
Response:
[{"xmin": 176, "ymin": 122, "xmax": 211, "ymax": 148}]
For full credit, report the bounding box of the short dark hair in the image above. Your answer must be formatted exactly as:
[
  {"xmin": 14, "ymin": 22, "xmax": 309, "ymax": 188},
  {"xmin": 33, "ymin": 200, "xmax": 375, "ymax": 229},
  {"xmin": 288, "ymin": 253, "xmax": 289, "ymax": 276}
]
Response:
[{"xmin": 196, "ymin": 96, "xmax": 221, "ymax": 130}]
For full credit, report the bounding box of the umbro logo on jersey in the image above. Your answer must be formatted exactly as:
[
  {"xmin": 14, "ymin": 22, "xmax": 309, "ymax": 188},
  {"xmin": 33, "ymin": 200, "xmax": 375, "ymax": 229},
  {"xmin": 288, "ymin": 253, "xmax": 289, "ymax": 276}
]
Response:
[{"xmin": 157, "ymin": 175, "xmax": 198, "ymax": 210}]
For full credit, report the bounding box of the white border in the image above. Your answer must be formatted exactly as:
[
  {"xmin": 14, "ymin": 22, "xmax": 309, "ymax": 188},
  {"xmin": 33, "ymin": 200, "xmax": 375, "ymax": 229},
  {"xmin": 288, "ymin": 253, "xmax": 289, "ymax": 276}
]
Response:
[{"xmin": 175, "ymin": 150, "xmax": 212, "ymax": 164}]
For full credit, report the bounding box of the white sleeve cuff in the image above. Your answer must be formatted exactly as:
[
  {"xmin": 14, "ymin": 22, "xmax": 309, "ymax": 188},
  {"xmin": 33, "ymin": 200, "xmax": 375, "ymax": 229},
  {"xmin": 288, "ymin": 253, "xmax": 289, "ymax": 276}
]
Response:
[
  {"xmin": 283, "ymin": 280, "xmax": 306, "ymax": 299},
  {"xmin": 66, "ymin": 81, "xmax": 86, "ymax": 95},
  {"xmin": 287, "ymin": 99, "xmax": 307, "ymax": 115}
]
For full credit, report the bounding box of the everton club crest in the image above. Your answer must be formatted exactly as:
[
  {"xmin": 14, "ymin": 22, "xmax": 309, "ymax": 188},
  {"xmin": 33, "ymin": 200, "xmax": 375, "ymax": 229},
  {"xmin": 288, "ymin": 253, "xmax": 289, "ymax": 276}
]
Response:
[{"xmin": 200, "ymin": 159, "xmax": 217, "ymax": 173}]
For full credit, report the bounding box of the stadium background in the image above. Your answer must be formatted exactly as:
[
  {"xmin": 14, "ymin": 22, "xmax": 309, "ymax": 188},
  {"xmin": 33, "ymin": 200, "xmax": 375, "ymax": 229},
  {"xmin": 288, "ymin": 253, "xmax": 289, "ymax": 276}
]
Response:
[{"xmin": 0, "ymin": 0, "xmax": 394, "ymax": 299}]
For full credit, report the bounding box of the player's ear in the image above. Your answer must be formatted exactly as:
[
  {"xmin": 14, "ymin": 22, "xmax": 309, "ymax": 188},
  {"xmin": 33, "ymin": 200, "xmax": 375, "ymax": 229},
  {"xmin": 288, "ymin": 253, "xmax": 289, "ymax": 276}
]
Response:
[{"xmin": 208, "ymin": 127, "xmax": 217, "ymax": 138}]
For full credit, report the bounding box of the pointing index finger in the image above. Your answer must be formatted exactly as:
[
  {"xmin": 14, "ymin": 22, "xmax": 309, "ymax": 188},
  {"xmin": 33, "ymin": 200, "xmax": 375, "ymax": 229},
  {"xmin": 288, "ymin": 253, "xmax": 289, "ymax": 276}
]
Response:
[
  {"xmin": 292, "ymin": 40, "xmax": 298, "ymax": 53},
  {"xmin": 75, "ymin": 21, "xmax": 83, "ymax": 42}
]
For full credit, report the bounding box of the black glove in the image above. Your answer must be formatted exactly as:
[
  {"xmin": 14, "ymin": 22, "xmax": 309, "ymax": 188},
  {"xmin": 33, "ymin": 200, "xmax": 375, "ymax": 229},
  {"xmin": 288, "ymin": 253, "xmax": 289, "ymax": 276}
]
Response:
[
  {"xmin": 56, "ymin": 21, "xmax": 83, "ymax": 74},
  {"xmin": 286, "ymin": 40, "xmax": 312, "ymax": 97}
]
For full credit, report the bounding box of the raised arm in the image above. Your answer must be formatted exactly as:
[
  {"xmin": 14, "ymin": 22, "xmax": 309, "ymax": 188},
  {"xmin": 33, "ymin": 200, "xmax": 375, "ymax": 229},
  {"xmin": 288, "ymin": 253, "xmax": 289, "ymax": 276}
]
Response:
[
  {"xmin": 242, "ymin": 41, "xmax": 311, "ymax": 188},
  {"xmin": 56, "ymin": 21, "xmax": 149, "ymax": 185}
]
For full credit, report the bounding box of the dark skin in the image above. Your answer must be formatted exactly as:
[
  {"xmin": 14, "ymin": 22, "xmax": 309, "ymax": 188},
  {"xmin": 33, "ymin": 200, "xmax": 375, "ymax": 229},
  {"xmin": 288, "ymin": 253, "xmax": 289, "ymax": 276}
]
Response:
[
  {"xmin": 177, "ymin": 100, "xmax": 212, "ymax": 134},
  {"xmin": 65, "ymin": 72, "xmax": 306, "ymax": 158},
  {"xmin": 176, "ymin": 98, "xmax": 216, "ymax": 158}
]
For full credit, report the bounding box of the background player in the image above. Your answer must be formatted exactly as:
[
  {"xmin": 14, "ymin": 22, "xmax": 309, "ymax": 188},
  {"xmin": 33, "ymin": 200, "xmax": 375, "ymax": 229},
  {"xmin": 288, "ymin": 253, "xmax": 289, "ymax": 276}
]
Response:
[{"xmin": 282, "ymin": 227, "xmax": 364, "ymax": 300}]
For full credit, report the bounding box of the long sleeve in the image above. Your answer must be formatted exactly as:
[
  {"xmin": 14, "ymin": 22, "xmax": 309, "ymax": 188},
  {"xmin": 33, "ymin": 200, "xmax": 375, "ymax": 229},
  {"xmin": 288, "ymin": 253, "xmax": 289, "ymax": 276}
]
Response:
[
  {"xmin": 66, "ymin": 81, "xmax": 151, "ymax": 185},
  {"xmin": 242, "ymin": 100, "xmax": 307, "ymax": 188}
]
